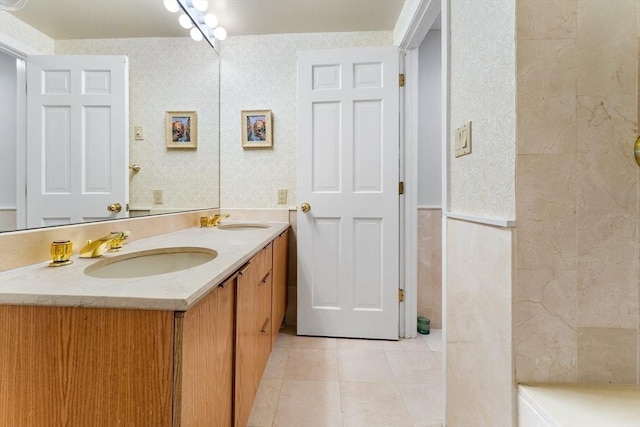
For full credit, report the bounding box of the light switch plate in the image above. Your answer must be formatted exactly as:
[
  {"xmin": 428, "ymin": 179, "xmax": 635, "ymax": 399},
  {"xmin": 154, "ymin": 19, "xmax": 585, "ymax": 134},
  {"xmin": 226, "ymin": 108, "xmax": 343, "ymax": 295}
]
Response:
[
  {"xmin": 153, "ymin": 189, "xmax": 163, "ymax": 204},
  {"xmin": 455, "ymin": 121, "xmax": 472, "ymax": 158},
  {"xmin": 134, "ymin": 125, "xmax": 144, "ymax": 140},
  {"xmin": 277, "ymin": 189, "xmax": 287, "ymax": 204}
]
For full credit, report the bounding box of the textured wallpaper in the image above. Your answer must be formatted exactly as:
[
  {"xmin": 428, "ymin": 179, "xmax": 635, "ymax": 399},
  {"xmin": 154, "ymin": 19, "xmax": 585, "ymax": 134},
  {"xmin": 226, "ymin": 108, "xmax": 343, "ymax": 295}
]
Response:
[
  {"xmin": 57, "ymin": 38, "xmax": 220, "ymax": 211},
  {"xmin": 219, "ymin": 31, "xmax": 393, "ymax": 209},
  {"xmin": 448, "ymin": 0, "xmax": 516, "ymax": 220},
  {"xmin": 0, "ymin": 11, "xmax": 54, "ymax": 54}
]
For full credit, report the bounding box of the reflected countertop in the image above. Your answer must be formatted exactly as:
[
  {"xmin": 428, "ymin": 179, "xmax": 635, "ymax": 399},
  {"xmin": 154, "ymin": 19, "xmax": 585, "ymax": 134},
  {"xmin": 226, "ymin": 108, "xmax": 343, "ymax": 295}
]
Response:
[{"xmin": 0, "ymin": 222, "xmax": 289, "ymax": 311}]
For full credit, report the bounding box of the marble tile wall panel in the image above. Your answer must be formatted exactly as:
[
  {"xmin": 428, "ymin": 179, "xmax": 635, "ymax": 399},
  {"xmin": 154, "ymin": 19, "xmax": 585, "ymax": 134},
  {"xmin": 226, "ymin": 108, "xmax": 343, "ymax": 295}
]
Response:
[
  {"xmin": 446, "ymin": 219, "xmax": 515, "ymax": 426},
  {"xmin": 515, "ymin": 0, "xmax": 639, "ymax": 385},
  {"xmin": 417, "ymin": 208, "xmax": 442, "ymax": 329}
]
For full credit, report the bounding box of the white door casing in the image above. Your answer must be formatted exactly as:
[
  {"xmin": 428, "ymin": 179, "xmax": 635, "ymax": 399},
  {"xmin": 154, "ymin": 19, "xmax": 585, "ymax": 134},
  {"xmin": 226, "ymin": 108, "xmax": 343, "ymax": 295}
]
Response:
[
  {"xmin": 297, "ymin": 47, "xmax": 400, "ymax": 340},
  {"xmin": 26, "ymin": 55, "xmax": 129, "ymax": 228}
]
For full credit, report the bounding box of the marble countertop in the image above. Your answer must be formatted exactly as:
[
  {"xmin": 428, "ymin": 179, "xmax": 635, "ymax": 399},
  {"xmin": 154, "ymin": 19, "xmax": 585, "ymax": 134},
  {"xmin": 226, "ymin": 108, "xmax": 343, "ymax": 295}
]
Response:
[{"xmin": 0, "ymin": 222, "xmax": 289, "ymax": 311}]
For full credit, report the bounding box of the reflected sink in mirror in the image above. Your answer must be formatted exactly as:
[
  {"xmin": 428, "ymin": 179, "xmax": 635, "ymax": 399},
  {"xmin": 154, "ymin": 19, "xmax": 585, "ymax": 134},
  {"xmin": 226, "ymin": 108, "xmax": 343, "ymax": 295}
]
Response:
[
  {"xmin": 216, "ymin": 223, "xmax": 271, "ymax": 230},
  {"xmin": 84, "ymin": 247, "xmax": 218, "ymax": 279}
]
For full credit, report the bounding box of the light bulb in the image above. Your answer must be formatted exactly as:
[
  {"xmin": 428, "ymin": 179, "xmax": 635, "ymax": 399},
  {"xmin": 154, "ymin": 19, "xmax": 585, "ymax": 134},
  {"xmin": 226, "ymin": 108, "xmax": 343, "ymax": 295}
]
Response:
[
  {"xmin": 179, "ymin": 14, "xmax": 193, "ymax": 29},
  {"xmin": 192, "ymin": 0, "xmax": 208, "ymax": 11},
  {"xmin": 190, "ymin": 27, "xmax": 203, "ymax": 41},
  {"xmin": 213, "ymin": 26, "xmax": 227, "ymax": 41},
  {"xmin": 204, "ymin": 13, "xmax": 218, "ymax": 28},
  {"xmin": 163, "ymin": 0, "xmax": 180, "ymax": 12}
]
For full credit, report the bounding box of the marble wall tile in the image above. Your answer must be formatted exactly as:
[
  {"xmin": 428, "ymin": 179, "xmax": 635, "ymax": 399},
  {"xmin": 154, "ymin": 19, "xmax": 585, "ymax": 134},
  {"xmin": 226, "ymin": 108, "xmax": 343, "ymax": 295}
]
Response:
[
  {"xmin": 516, "ymin": 155, "xmax": 577, "ymax": 270},
  {"xmin": 576, "ymin": 0, "xmax": 637, "ymax": 99},
  {"xmin": 515, "ymin": 0, "xmax": 639, "ymax": 386},
  {"xmin": 515, "ymin": 268, "xmax": 578, "ymax": 383},
  {"xmin": 577, "ymin": 327, "xmax": 638, "ymax": 384},
  {"xmin": 517, "ymin": 0, "xmax": 577, "ymax": 40},
  {"xmin": 417, "ymin": 208, "xmax": 442, "ymax": 329},
  {"xmin": 517, "ymin": 39, "xmax": 576, "ymax": 155},
  {"xmin": 446, "ymin": 219, "xmax": 515, "ymax": 425}
]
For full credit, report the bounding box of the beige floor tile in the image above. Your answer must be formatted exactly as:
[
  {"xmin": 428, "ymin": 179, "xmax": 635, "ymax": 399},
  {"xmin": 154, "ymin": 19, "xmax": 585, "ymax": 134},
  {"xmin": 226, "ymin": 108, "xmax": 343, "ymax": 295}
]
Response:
[
  {"xmin": 382, "ymin": 337, "xmax": 430, "ymax": 352},
  {"xmin": 398, "ymin": 383, "xmax": 444, "ymax": 427},
  {"xmin": 284, "ymin": 348, "xmax": 339, "ymax": 381},
  {"xmin": 340, "ymin": 382, "xmax": 413, "ymax": 427},
  {"xmin": 263, "ymin": 347, "xmax": 289, "ymax": 380},
  {"xmin": 421, "ymin": 329, "xmax": 443, "ymax": 352},
  {"xmin": 272, "ymin": 380, "xmax": 343, "ymax": 427},
  {"xmin": 275, "ymin": 330, "xmax": 295, "ymax": 349},
  {"xmin": 248, "ymin": 379, "xmax": 282, "ymax": 427},
  {"xmin": 385, "ymin": 350, "xmax": 442, "ymax": 384},
  {"xmin": 337, "ymin": 349, "xmax": 395, "ymax": 383},
  {"xmin": 336, "ymin": 338, "xmax": 385, "ymax": 350},
  {"xmin": 291, "ymin": 335, "xmax": 337, "ymax": 349}
]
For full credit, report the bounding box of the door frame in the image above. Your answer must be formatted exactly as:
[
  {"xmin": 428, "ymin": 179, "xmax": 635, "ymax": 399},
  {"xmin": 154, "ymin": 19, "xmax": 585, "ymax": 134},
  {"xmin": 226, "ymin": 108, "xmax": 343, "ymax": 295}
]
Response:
[
  {"xmin": 396, "ymin": 0, "xmax": 442, "ymax": 339},
  {"xmin": 0, "ymin": 35, "xmax": 42, "ymax": 230}
]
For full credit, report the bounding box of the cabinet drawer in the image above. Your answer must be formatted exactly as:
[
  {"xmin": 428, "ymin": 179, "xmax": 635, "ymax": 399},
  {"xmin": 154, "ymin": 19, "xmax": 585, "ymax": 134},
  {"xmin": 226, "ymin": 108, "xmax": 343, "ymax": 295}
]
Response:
[{"xmin": 252, "ymin": 243, "xmax": 273, "ymax": 281}]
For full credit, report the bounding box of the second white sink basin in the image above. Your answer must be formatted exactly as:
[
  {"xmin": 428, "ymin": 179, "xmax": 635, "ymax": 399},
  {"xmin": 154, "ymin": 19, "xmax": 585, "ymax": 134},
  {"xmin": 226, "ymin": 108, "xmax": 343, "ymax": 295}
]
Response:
[{"xmin": 84, "ymin": 247, "xmax": 218, "ymax": 279}]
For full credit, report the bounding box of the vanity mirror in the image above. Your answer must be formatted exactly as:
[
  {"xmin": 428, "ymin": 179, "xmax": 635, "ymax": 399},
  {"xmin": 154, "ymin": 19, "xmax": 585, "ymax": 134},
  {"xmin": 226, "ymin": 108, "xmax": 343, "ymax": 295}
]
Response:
[{"xmin": 0, "ymin": 0, "xmax": 220, "ymax": 233}]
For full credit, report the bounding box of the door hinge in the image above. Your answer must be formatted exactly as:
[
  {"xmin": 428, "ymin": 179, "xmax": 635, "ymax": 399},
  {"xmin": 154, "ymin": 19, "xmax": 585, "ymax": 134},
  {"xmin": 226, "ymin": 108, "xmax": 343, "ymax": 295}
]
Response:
[
  {"xmin": 126, "ymin": 203, "xmax": 129, "ymax": 212},
  {"xmin": 398, "ymin": 289, "xmax": 405, "ymax": 303},
  {"xmin": 399, "ymin": 181, "xmax": 404, "ymax": 195},
  {"xmin": 399, "ymin": 73, "xmax": 405, "ymax": 87}
]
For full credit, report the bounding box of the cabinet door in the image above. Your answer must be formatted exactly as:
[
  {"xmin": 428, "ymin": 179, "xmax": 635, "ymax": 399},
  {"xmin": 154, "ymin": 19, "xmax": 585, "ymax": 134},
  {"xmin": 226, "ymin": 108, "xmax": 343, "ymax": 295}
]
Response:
[
  {"xmin": 272, "ymin": 229, "xmax": 289, "ymax": 346},
  {"xmin": 0, "ymin": 306, "xmax": 174, "ymax": 427},
  {"xmin": 177, "ymin": 277, "xmax": 235, "ymax": 427},
  {"xmin": 235, "ymin": 245, "xmax": 273, "ymax": 427}
]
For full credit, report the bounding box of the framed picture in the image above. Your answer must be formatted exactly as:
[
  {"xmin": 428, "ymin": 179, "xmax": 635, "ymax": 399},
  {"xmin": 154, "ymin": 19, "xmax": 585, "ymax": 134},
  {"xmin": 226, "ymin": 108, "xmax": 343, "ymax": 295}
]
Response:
[
  {"xmin": 241, "ymin": 110, "xmax": 272, "ymax": 148},
  {"xmin": 166, "ymin": 111, "xmax": 197, "ymax": 149}
]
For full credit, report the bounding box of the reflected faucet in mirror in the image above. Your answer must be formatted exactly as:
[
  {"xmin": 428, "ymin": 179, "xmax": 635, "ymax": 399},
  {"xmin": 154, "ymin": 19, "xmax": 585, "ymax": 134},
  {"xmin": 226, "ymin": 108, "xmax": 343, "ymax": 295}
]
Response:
[{"xmin": 79, "ymin": 231, "xmax": 130, "ymax": 258}]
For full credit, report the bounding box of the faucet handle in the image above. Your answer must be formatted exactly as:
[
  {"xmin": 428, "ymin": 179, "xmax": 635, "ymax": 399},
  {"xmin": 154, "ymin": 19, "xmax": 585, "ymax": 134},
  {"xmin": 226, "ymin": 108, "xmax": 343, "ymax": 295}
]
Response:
[{"xmin": 108, "ymin": 231, "xmax": 130, "ymax": 252}]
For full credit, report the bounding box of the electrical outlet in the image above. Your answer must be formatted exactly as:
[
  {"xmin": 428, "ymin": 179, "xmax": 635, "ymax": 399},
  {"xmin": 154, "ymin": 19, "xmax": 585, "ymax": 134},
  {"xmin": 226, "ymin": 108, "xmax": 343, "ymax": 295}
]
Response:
[
  {"xmin": 153, "ymin": 189, "xmax": 163, "ymax": 204},
  {"xmin": 277, "ymin": 189, "xmax": 287, "ymax": 204},
  {"xmin": 134, "ymin": 125, "xmax": 144, "ymax": 140}
]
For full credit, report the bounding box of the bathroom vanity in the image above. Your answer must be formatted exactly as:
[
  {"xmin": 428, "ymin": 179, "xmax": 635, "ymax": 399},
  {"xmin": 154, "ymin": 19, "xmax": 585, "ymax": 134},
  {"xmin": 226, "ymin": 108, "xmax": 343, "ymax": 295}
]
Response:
[{"xmin": 0, "ymin": 223, "xmax": 289, "ymax": 427}]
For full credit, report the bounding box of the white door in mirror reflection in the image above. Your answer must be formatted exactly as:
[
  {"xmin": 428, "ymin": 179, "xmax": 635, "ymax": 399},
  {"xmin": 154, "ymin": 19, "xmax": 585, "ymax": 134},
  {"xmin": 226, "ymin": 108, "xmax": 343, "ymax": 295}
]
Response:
[
  {"xmin": 297, "ymin": 47, "xmax": 400, "ymax": 340},
  {"xmin": 26, "ymin": 55, "xmax": 129, "ymax": 228}
]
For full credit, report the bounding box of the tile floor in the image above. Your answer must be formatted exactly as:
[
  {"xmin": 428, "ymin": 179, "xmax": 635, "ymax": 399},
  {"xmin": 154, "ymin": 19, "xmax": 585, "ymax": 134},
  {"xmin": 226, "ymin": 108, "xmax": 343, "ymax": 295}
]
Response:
[{"xmin": 248, "ymin": 328, "xmax": 443, "ymax": 427}]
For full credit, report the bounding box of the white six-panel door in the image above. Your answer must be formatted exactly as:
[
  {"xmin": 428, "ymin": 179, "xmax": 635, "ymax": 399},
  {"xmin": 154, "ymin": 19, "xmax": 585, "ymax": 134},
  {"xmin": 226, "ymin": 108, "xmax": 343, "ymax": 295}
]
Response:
[
  {"xmin": 26, "ymin": 55, "xmax": 129, "ymax": 228},
  {"xmin": 297, "ymin": 47, "xmax": 400, "ymax": 340}
]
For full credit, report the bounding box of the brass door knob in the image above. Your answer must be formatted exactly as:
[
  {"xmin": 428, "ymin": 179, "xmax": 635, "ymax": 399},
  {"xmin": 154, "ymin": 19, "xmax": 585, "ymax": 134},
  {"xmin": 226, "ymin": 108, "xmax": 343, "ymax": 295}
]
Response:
[
  {"xmin": 634, "ymin": 136, "xmax": 640, "ymax": 167},
  {"xmin": 129, "ymin": 164, "xmax": 141, "ymax": 172},
  {"xmin": 107, "ymin": 202, "xmax": 122, "ymax": 213},
  {"xmin": 300, "ymin": 202, "xmax": 311, "ymax": 213}
]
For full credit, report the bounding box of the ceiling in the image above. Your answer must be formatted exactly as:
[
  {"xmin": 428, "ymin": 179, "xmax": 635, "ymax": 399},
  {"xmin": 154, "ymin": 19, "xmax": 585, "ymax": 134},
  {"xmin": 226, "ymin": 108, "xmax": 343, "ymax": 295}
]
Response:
[{"xmin": 9, "ymin": 0, "xmax": 407, "ymax": 40}]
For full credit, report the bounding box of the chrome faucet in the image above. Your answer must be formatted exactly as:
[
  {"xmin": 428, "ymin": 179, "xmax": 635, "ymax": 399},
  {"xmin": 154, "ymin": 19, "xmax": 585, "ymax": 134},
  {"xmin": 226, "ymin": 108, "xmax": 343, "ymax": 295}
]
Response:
[{"xmin": 79, "ymin": 231, "xmax": 129, "ymax": 258}]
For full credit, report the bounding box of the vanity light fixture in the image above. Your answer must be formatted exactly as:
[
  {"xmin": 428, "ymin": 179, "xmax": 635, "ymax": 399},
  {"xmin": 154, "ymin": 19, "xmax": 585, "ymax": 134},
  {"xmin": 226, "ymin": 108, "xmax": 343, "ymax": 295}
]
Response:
[{"xmin": 164, "ymin": 0, "xmax": 226, "ymax": 50}]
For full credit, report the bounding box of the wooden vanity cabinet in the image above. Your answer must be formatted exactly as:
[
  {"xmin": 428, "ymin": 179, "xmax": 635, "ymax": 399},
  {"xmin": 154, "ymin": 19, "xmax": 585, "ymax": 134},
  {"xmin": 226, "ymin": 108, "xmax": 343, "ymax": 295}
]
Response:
[
  {"xmin": 174, "ymin": 275, "xmax": 236, "ymax": 427},
  {"xmin": 0, "ymin": 228, "xmax": 289, "ymax": 427},
  {"xmin": 234, "ymin": 243, "xmax": 273, "ymax": 427},
  {"xmin": 271, "ymin": 229, "xmax": 289, "ymax": 346}
]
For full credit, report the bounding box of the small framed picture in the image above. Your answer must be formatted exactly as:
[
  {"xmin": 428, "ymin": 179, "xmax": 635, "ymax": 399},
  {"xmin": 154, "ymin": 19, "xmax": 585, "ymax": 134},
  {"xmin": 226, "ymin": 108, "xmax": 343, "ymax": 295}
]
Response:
[
  {"xmin": 166, "ymin": 111, "xmax": 197, "ymax": 149},
  {"xmin": 241, "ymin": 110, "xmax": 273, "ymax": 148}
]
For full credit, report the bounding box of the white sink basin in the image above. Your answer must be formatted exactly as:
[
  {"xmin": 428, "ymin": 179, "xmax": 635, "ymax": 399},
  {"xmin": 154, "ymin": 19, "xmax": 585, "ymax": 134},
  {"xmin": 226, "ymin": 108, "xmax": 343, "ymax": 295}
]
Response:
[
  {"xmin": 84, "ymin": 247, "xmax": 218, "ymax": 279},
  {"xmin": 217, "ymin": 223, "xmax": 271, "ymax": 230}
]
